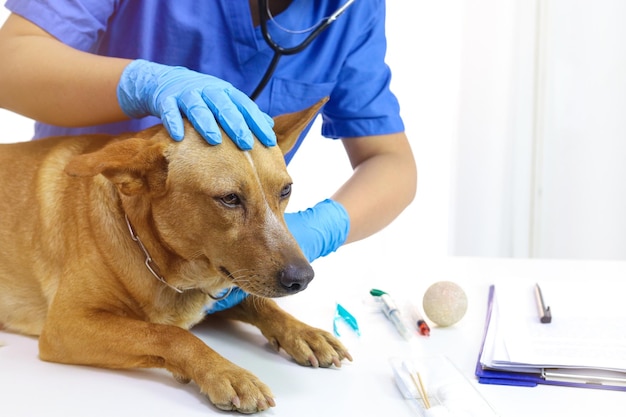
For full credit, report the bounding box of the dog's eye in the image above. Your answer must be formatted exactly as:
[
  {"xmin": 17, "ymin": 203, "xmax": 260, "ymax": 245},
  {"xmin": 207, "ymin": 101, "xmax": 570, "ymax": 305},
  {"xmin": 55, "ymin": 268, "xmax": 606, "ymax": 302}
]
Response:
[
  {"xmin": 220, "ymin": 193, "xmax": 241, "ymax": 207},
  {"xmin": 280, "ymin": 184, "xmax": 292, "ymax": 199}
]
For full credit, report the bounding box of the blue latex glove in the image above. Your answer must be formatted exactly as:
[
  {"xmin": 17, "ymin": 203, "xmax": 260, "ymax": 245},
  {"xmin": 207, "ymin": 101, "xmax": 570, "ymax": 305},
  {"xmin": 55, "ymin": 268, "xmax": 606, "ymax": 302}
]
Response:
[
  {"xmin": 284, "ymin": 199, "xmax": 351, "ymax": 263},
  {"xmin": 117, "ymin": 59, "xmax": 276, "ymax": 150},
  {"xmin": 205, "ymin": 287, "xmax": 249, "ymax": 314}
]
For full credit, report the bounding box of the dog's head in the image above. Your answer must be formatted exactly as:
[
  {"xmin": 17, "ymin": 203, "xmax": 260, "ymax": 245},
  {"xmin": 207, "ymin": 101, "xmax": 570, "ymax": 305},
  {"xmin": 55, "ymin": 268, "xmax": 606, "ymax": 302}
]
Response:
[{"xmin": 65, "ymin": 99, "xmax": 328, "ymax": 299}]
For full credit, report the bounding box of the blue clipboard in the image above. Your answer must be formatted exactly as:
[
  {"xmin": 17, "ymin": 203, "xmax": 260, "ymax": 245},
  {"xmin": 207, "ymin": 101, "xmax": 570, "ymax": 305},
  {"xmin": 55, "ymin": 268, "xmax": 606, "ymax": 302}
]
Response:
[{"xmin": 475, "ymin": 285, "xmax": 626, "ymax": 391}]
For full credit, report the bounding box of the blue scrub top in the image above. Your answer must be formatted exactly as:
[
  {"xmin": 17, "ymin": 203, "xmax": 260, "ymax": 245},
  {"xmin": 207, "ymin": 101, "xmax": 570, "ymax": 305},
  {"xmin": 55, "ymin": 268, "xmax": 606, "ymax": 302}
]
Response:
[{"xmin": 6, "ymin": 0, "xmax": 404, "ymax": 163}]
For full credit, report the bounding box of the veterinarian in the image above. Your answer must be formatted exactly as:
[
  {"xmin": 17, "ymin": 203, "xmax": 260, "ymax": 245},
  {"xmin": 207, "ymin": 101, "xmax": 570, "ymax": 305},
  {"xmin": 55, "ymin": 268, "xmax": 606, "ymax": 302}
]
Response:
[{"xmin": 0, "ymin": 1, "xmax": 417, "ymax": 310}]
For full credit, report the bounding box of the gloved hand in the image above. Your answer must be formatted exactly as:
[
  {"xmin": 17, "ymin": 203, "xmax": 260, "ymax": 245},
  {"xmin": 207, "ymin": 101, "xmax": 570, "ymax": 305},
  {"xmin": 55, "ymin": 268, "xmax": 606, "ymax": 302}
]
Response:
[
  {"xmin": 205, "ymin": 287, "xmax": 249, "ymax": 314},
  {"xmin": 284, "ymin": 199, "xmax": 351, "ymax": 263},
  {"xmin": 117, "ymin": 59, "xmax": 276, "ymax": 150}
]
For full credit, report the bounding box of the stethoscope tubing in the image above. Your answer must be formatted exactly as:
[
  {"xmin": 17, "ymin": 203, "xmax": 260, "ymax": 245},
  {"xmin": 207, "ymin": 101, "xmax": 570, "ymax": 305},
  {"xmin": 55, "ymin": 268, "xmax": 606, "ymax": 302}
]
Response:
[{"xmin": 250, "ymin": 0, "xmax": 355, "ymax": 100}]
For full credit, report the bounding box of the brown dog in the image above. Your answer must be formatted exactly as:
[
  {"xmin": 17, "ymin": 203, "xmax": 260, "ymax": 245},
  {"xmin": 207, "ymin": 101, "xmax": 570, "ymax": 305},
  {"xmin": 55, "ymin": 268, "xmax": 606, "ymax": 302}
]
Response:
[{"xmin": 0, "ymin": 99, "xmax": 351, "ymax": 413}]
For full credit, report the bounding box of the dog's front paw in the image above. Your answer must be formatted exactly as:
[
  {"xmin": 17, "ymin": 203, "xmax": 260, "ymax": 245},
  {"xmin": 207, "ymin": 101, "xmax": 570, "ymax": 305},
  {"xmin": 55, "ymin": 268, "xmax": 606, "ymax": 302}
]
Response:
[
  {"xmin": 198, "ymin": 366, "xmax": 275, "ymax": 414},
  {"xmin": 266, "ymin": 324, "xmax": 353, "ymax": 368}
]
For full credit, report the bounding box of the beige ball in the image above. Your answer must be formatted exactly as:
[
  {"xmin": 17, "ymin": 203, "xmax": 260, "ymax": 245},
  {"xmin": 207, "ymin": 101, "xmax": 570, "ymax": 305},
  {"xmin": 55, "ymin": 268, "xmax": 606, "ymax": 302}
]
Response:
[{"xmin": 422, "ymin": 281, "xmax": 468, "ymax": 327}]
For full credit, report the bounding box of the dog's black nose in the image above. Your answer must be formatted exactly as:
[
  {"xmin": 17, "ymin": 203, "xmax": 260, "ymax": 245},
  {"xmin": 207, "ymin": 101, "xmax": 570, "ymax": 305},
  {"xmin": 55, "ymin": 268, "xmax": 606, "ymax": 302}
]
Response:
[{"xmin": 278, "ymin": 262, "xmax": 314, "ymax": 294}]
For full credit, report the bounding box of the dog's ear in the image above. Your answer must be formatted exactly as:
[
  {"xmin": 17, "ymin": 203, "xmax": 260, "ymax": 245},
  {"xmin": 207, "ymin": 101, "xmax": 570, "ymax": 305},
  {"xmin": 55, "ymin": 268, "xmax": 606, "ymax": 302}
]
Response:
[
  {"xmin": 272, "ymin": 97, "xmax": 329, "ymax": 155},
  {"xmin": 65, "ymin": 138, "xmax": 168, "ymax": 196}
]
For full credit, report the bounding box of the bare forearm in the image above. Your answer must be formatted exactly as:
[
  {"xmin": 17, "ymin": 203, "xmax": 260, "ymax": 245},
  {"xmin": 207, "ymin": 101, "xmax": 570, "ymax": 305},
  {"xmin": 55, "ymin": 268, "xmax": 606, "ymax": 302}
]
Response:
[
  {"xmin": 333, "ymin": 132, "xmax": 417, "ymax": 243},
  {"xmin": 0, "ymin": 14, "xmax": 129, "ymax": 127}
]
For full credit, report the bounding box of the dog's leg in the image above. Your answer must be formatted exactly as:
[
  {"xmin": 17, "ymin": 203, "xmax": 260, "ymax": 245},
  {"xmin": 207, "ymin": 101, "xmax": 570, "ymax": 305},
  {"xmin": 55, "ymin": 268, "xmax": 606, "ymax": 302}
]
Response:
[
  {"xmin": 214, "ymin": 297, "xmax": 352, "ymax": 368},
  {"xmin": 39, "ymin": 311, "xmax": 275, "ymax": 413}
]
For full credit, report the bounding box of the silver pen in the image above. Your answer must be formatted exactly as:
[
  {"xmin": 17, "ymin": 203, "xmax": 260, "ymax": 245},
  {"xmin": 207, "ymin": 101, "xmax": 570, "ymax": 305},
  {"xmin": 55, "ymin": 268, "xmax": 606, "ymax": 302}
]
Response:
[{"xmin": 534, "ymin": 283, "xmax": 552, "ymax": 323}]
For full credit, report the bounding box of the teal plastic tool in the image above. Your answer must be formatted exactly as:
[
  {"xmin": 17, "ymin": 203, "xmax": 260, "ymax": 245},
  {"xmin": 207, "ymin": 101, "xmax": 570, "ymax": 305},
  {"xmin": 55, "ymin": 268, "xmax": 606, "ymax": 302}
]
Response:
[{"xmin": 333, "ymin": 303, "xmax": 361, "ymax": 337}]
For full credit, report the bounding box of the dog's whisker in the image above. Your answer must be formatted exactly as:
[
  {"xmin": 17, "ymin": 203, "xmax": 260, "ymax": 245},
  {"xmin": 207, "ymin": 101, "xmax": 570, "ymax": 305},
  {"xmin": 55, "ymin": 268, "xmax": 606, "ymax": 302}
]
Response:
[
  {"xmin": 229, "ymin": 275, "xmax": 252, "ymax": 285},
  {"xmin": 252, "ymin": 295, "xmax": 267, "ymax": 311},
  {"xmin": 224, "ymin": 268, "xmax": 250, "ymax": 279},
  {"xmin": 188, "ymin": 250, "xmax": 204, "ymax": 260}
]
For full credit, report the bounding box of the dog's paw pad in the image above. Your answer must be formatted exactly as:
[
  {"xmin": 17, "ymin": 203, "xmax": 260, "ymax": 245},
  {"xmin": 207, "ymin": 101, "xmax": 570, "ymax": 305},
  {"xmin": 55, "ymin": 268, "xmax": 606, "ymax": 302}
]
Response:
[
  {"xmin": 268, "ymin": 337, "xmax": 280, "ymax": 352},
  {"xmin": 173, "ymin": 373, "xmax": 191, "ymax": 384}
]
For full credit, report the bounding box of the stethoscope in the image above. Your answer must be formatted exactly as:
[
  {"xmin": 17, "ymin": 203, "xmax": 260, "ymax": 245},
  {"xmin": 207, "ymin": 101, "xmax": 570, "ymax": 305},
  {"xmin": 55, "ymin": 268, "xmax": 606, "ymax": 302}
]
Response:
[{"xmin": 250, "ymin": 0, "xmax": 356, "ymax": 100}]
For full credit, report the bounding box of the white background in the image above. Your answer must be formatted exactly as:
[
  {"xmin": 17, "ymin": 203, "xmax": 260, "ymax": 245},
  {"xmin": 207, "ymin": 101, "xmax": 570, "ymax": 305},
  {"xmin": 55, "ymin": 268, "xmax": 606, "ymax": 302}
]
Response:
[{"xmin": 2, "ymin": 0, "xmax": 625, "ymax": 261}]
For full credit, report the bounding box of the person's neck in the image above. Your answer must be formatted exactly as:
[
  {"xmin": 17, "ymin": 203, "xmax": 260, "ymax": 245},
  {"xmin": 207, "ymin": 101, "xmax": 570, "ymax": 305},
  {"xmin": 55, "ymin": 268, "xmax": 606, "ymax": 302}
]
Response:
[{"xmin": 249, "ymin": 0, "xmax": 293, "ymax": 27}]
